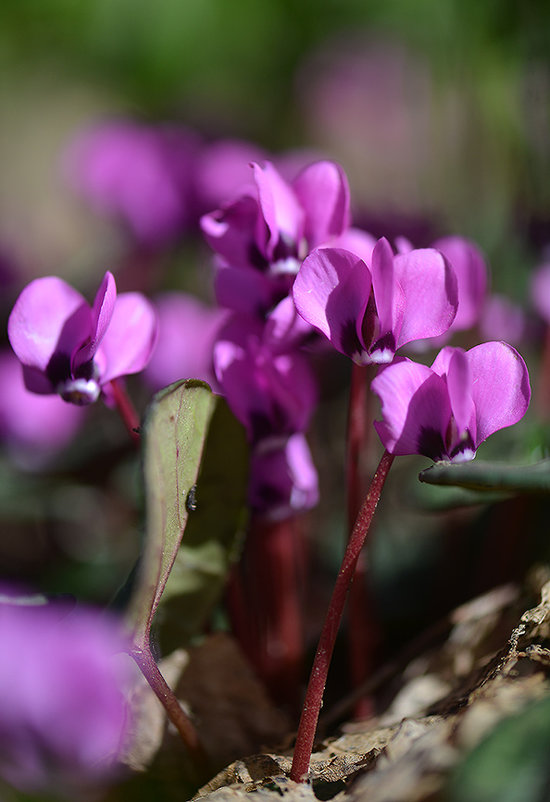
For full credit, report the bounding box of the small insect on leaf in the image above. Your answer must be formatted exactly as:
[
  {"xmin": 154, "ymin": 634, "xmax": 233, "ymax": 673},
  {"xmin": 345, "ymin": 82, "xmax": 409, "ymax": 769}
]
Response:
[{"xmin": 186, "ymin": 484, "xmax": 198, "ymax": 512}]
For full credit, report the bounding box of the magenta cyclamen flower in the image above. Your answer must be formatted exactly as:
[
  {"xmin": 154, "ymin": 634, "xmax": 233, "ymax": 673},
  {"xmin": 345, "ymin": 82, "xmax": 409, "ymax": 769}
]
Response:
[
  {"xmin": 0, "ymin": 596, "xmax": 130, "ymax": 795},
  {"xmin": 371, "ymin": 342, "xmax": 531, "ymax": 462},
  {"xmin": 8, "ymin": 272, "xmax": 158, "ymax": 405},
  {"xmin": 293, "ymin": 237, "xmax": 458, "ymax": 364},
  {"xmin": 202, "ymin": 159, "xmax": 365, "ymax": 314},
  {"xmin": 213, "ymin": 314, "xmax": 317, "ymax": 442},
  {"xmin": 249, "ymin": 433, "xmax": 319, "ymax": 521}
]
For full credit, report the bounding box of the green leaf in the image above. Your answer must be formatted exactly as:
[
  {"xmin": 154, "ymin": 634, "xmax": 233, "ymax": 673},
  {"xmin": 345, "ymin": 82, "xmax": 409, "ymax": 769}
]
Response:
[
  {"xmin": 125, "ymin": 380, "xmax": 216, "ymax": 646},
  {"xmin": 154, "ymin": 398, "xmax": 249, "ymax": 654},
  {"xmin": 419, "ymin": 458, "xmax": 550, "ymax": 494},
  {"xmin": 449, "ymin": 696, "xmax": 550, "ymax": 802}
]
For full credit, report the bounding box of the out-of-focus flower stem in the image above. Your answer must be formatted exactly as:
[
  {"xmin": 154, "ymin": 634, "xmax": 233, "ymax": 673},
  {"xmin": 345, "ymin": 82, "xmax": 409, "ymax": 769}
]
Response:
[
  {"xmin": 109, "ymin": 378, "xmax": 141, "ymax": 444},
  {"xmin": 290, "ymin": 450, "xmax": 394, "ymax": 783},
  {"xmin": 131, "ymin": 645, "xmax": 210, "ymax": 782},
  {"xmin": 346, "ymin": 362, "xmax": 380, "ymax": 719}
]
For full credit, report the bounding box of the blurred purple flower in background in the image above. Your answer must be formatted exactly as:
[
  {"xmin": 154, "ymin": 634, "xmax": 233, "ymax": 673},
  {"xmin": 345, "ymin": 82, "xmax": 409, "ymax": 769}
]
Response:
[
  {"xmin": 8, "ymin": 271, "xmax": 158, "ymax": 405},
  {"xmin": 0, "ymin": 594, "xmax": 130, "ymax": 796},
  {"xmin": 249, "ymin": 433, "xmax": 319, "ymax": 521},
  {"xmin": 293, "ymin": 237, "xmax": 458, "ymax": 364},
  {"xmin": 65, "ymin": 121, "xmax": 200, "ymax": 247},
  {"xmin": 480, "ymin": 293, "xmax": 534, "ymax": 346},
  {"xmin": 372, "ymin": 341, "xmax": 531, "ymax": 462},
  {"xmin": 144, "ymin": 293, "xmax": 228, "ymax": 392},
  {"xmin": 530, "ymin": 262, "xmax": 550, "ymax": 324},
  {"xmin": 0, "ymin": 350, "xmax": 85, "ymax": 466}
]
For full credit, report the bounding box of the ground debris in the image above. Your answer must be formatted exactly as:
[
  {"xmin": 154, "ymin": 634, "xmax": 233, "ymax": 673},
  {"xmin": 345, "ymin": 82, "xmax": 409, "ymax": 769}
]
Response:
[{"xmin": 194, "ymin": 581, "xmax": 550, "ymax": 801}]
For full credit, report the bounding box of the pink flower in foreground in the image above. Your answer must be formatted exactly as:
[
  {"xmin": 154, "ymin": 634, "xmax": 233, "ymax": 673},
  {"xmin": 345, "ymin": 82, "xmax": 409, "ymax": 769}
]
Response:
[
  {"xmin": 0, "ymin": 595, "xmax": 130, "ymax": 795},
  {"xmin": 371, "ymin": 341, "xmax": 531, "ymax": 462},
  {"xmin": 293, "ymin": 237, "xmax": 458, "ymax": 365},
  {"xmin": 8, "ymin": 272, "xmax": 158, "ymax": 405}
]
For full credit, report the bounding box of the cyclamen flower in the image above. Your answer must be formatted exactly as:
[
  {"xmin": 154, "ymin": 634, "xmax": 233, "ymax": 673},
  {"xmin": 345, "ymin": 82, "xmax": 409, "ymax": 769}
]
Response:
[
  {"xmin": 371, "ymin": 341, "xmax": 531, "ymax": 462},
  {"xmin": 8, "ymin": 272, "xmax": 158, "ymax": 405},
  {"xmin": 0, "ymin": 596, "xmax": 130, "ymax": 795},
  {"xmin": 293, "ymin": 236, "xmax": 458, "ymax": 365},
  {"xmin": 202, "ymin": 159, "xmax": 373, "ymax": 314},
  {"xmin": 249, "ymin": 433, "xmax": 319, "ymax": 521},
  {"xmin": 213, "ymin": 314, "xmax": 317, "ymax": 442}
]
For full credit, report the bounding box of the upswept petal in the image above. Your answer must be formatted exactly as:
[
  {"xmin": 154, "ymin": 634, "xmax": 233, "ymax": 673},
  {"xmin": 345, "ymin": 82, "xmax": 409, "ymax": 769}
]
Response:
[
  {"xmin": 372, "ymin": 359, "xmax": 451, "ymax": 458},
  {"xmin": 200, "ymin": 194, "xmax": 260, "ymax": 269},
  {"xmin": 73, "ymin": 272, "xmax": 117, "ymax": 369},
  {"xmin": 264, "ymin": 296, "xmax": 314, "ymax": 351},
  {"xmin": 253, "ymin": 162, "xmax": 304, "ymax": 256},
  {"xmin": 98, "ymin": 293, "xmax": 158, "ymax": 384},
  {"xmin": 293, "ymin": 248, "xmax": 371, "ymax": 361},
  {"xmin": 370, "ymin": 237, "xmax": 405, "ymax": 358},
  {"xmin": 444, "ymin": 348, "xmax": 476, "ymax": 438},
  {"xmin": 466, "ymin": 341, "xmax": 531, "ymax": 446},
  {"xmin": 8, "ymin": 277, "xmax": 90, "ymax": 372},
  {"xmin": 292, "ymin": 160, "xmax": 351, "ymax": 248},
  {"xmin": 432, "ymin": 236, "xmax": 488, "ymax": 330},
  {"xmin": 393, "ymin": 248, "xmax": 458, "ymax": 348}
]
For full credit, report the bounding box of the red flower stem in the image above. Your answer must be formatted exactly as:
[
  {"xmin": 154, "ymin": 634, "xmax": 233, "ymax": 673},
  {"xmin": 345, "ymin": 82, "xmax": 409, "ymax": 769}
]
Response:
[
  {"xmin": 346, "ymin": 362, "xmax": 379, "ymax": 718},
  {"xmin": 290, "ymin": 450, "xmax": 394, "ymax": 783},
  {"xmin": 131, "ymin": 645, "xmax": 209, "ymax": 780},
  {"xmin": 240, "ymin": 516, "xmax": 304, "ymax": 708},
  {"xmin": 109, "ymin": 378, "xmax": 141, "ymax": 444}
]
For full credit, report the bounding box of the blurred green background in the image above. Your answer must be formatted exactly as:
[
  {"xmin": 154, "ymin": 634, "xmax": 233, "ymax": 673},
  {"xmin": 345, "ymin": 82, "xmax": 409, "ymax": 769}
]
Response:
[{"xmin": 1, "ymin": 0, "xmax": 550, "ymax": 286}]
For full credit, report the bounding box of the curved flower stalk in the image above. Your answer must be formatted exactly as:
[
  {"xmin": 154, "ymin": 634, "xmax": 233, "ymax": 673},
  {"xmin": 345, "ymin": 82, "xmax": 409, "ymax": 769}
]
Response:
[
  {"xmin": 8, "ymin": 271, "xmax": 158, "ymax": 406},
  {"xmin": 372, "ymin": 341, "xmax": 531, "ymax": 462},
  {"xmin": 0, "ymin": 595, "xmax": 130, "ymax": 796},
  {"xmin": 293, "ymin": 237, "xmax": 458, "ymax": 364}
]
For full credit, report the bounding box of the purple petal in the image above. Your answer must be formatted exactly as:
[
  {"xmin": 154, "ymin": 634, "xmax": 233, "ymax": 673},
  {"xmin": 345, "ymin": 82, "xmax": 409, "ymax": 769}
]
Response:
[
  {"xmin": 215, "ymin": 264, "xmax": 290, "ymax": 316},
  {"xmin": 194, "ymin": 138, "xmax": 266, "ymax": 211},
  {"xmin": 393, "ymin": 248, "xmax": 458, "ymax": 347},
  {"xmin": 73, "ymin": 272, "xmax": 117, "ymax": 369},
  {"xmin": 372, "ymin": 359, "xmax": 451, "ymax": 459},
  {"xmin": 253, "ymin": 161, "xmax": 304, "ymax": 256},
  {"xmin": 249, "ymin": 433, "xmax": 319, "ymax": 520},
  {"xmin": 8, "ymin": 277, "xmax": 91, "ymax": 374},
  {"xmin": 293, "ymin": 248, "xmax": 371, "ymax": 361},
  {"xmin": 432, "ymin": 236, "xmax": 488, "ymax": 330},
  {"xmin": 292, "ymin": 160, "xmax": 351, "ymax": 247},
  {"xmin": 264, "ymin": 296, "xmax": 314, "ymax": 351},
  {"xmin": 443, "ymin": 347, "xmax": 476, "ymax": 438},
  {"xmin": 370, "ymin": 237, "xmax": 405, "ymax": 361},
  {"xmin": 143, "ymin": 294, "xmax": 227, "ymax": 392},
  {"xmin": 200, "ymin": 193, "xmax": 262, "ymax": 269},
  {"xmin": 213, "ymin": 315, "xmax": 317, "ymax": 439},
  {"xmin": 97, "ymin": 293, "xmax": 158, "ymax": 384},
  {"xmin": 466, "ymin": 341, "xmax": 531, "ymax": 447}
]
